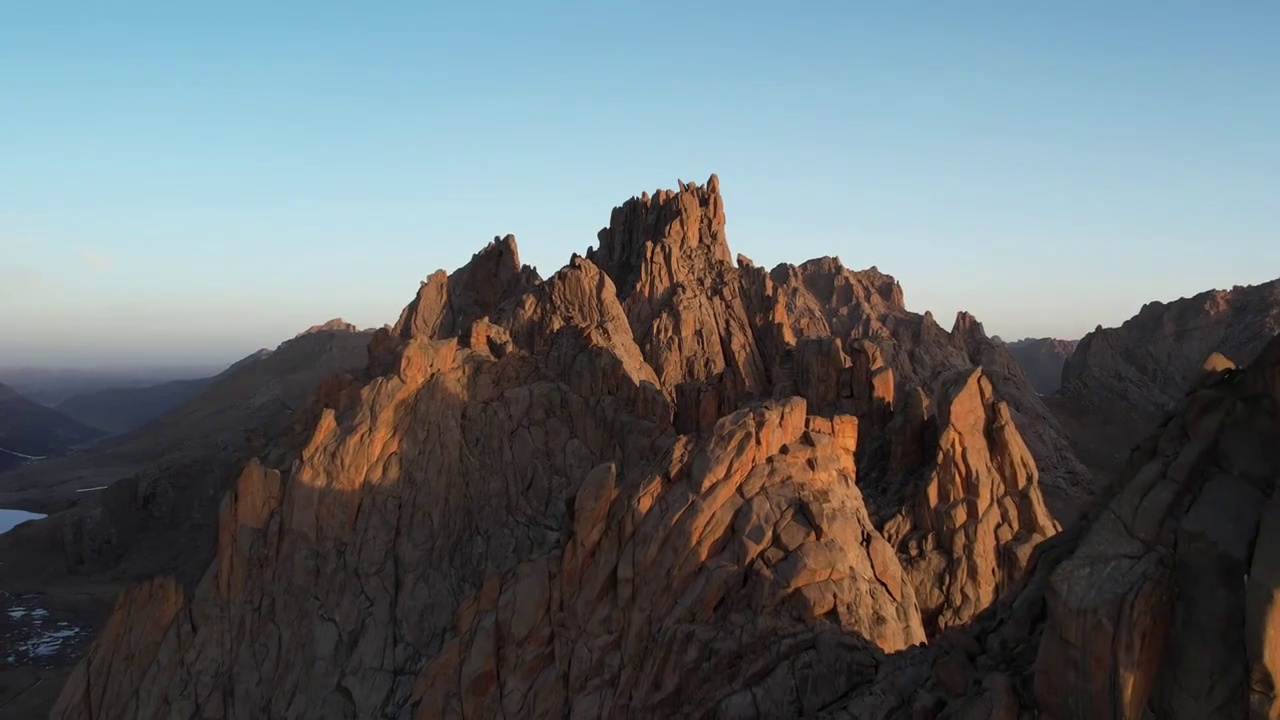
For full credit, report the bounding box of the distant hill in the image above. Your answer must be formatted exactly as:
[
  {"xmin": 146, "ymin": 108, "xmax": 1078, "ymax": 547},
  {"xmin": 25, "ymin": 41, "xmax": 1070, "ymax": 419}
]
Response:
[
  {"xmin": 0, "ymin": 324, "xmax": 373, "ymax": 583},
  {"xmin": 1003, "ymin": 337, "xmax": 1078, "ymax": 395},
  {"xmin": 54, "ymin": 377, "xmax": 215, "ymax": 436},
  {"xmin": 0, "ymin": 382, "xmax": 103, "ymax": 472},
  {"xmin": 53, "ymin": 350, "xmax": 273, "ymax": 436},
  {"xmin": 0, "ymin": 365, "xmax": 226, "ymax": 406},
  {"xmin": 1050, "ymin": 277, "xmax": 1280, "ymax": 474}
]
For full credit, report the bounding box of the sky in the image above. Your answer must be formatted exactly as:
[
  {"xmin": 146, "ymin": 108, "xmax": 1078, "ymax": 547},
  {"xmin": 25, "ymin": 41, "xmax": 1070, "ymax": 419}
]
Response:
[{"xmin": 2, "ymin": 2, "xmax": 1278, "ymax": 368}]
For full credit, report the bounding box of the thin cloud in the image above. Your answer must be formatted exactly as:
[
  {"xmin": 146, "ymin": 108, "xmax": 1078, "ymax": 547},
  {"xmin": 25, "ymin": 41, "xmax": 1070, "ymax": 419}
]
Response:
[
  {"xmin": 77, "ymin": 250, "xmax": 113, "ymax": 271},
  {"xmin": 0, "ymin": 266, "xmax": 42, "ymax": 298}
]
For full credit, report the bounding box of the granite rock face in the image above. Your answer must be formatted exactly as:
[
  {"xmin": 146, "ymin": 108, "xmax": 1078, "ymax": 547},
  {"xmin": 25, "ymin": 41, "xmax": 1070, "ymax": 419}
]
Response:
[
  {"xmin": 810, "ymin": 332, "xmax": 1280, "ymax": 720},
  {"xmin": 53, "ymin": 177, "xmax": 1155, "ymax": 720},
  {"xmin": 883, "ymin": 368, "xmax": 1059, "ymax": 635},
  {"xmin": 1033, "ymin": 334, "xmax": 1280, "ymax": 719},
  {"xmin": 748, "ymin": 261, "xmax": 1094, "ymax": 520}
]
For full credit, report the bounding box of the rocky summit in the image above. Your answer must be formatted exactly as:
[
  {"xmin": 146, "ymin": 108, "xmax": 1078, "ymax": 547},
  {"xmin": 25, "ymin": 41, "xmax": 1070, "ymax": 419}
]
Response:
[{"xmin": 46, "ymin": 177, "xmax": 1280, "ymax": 719}]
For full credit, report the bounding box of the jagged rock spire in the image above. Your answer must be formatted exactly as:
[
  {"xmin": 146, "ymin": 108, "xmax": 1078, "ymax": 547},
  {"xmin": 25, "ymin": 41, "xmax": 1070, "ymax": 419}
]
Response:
[
  {"xmin": 587, "ymin": 173, "xmax": 731, "ymax": 300},
  {"xmin": 392, "ymin": 235, "xmax": 541, "ymax": 342}
]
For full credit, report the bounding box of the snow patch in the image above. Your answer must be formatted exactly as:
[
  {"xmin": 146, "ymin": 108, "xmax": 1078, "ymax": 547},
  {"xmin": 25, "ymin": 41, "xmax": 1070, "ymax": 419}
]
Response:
[
  {"xmin": 0, "ymin": 447, "xmax": 45, "ymax": 460},
  {"xmin": 7, "ymin": 606, "xmax": 49, "ymax": 621},
  {"xmin": 0, "ymin": 592, "xmax": 90, "ymax": 669}
]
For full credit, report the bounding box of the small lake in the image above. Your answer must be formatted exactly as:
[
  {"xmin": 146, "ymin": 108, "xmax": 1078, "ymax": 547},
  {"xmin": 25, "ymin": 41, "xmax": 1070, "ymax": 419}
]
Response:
[{"xmin": 0, "ymin": 509, "xmax": 46, "ymax": 534}]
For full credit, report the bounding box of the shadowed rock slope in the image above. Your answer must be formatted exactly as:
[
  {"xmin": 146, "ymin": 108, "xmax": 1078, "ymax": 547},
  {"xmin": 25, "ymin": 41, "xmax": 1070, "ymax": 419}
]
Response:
[
  {"xmin": 0, "ymin": 327, "xmax": 371, "ymax": 587},
  {"xmin": 825, "ymin": 330, "xmax": 1280, "ymax": 719},
  {"xmin": 48, "ymin": 341, "xmax": 287, "ymax": 438},
  {"xmin": 1051, "ymin": 278, "xmax": 1280, "ymax": 476},
  {"xmin": 56, "ymin": 177, "xmax": 1090, "ymax": 718},
  {"xmin": 0, "ymin": 382, "xmax": 103, "ymax": 472},
  {"xmin": 55, "ymin": 378, "xmax": 219, "ymax": 437},
  {"xmin": 1004, "ymin": 337, "xmax": 1078, "ymax": 395}
]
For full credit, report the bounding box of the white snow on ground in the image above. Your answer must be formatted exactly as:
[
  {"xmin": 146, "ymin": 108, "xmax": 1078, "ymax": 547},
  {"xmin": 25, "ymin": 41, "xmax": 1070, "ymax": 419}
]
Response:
[
  {"xmin": 0, "ymin": 447, "xmax": 45, "ymax": 460},
  {"xmin": 7, "ymin": 606, "xmax": 49, "ymax": 621},
  {"xmin": 0, "ymin": 593, "xmax": 90, "ymax": 669},
  {"xmin": 16, "ymin": 626, "xmax": 83, "ymax": 658}
]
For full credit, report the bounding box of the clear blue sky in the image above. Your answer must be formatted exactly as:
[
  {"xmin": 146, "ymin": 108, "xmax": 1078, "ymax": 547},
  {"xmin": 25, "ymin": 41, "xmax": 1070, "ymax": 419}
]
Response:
[{"xmin": 2, "ymin": 2, "xmax": 1277, "ymax": 367}]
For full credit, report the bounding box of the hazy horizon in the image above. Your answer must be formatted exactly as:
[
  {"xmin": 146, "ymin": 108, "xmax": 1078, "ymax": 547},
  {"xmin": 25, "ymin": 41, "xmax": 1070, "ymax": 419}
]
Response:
[{"xmin": 4, "ymin": 3, "xmax": 1278, "ymax": 366}]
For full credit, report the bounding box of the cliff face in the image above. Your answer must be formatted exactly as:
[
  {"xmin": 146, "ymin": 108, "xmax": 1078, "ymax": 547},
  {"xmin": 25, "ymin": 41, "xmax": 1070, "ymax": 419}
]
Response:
[
  {"xmin": 55, "ymin": 177, "xmax": 1089, "ymax": 718},
  {"xmin": 1005, "ymin": 337, "xmax": 1078, "ymax": 395},
  {"xmin": 1052, "ymin": 279, "xmax": 1280, "ymax": 475},
  {"xmin": 737, "ymin": 261, "xmax": 1092, "ymax": 518},
  {"xmin": 811, "ymin": 333, "xmax": 1280, "ymax": 719}
]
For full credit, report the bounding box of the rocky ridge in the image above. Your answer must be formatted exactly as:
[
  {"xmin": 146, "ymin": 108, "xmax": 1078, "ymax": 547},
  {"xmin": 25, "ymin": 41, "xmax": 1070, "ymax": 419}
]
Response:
[
  {"xmin": 1051, "ymin": 278, "xmax": 1280, "ymax": 475},
  {"xmin": 867, "ymin": 332, "xmax": 1280, "ymax": 719},
  {"xmin": 55, "ymin": 177, "xmax": 1119, "ymax": 718}
]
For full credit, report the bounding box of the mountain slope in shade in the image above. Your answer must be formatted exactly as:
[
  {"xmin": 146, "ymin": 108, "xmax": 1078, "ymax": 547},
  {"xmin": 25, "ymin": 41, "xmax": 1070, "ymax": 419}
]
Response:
[
  {"xmin": 1050, "ymin": 277, "xmax": 1280, "ymax": 474},
  {"xmin": 0, "ymin": 366, "xmax": 225, "ymax": 407},
  {"xmin": 1003, "ymin": 336, "xmax": 1078, "ymax": 395},
  {"xmin": 52, "ymin": 348, "xmax": 276, "ymax": 436},
  {"xmin": 54, "ymin": 377, "xmax": 217, "ymax": 436},
  {"xmin": 0, "ymin": 382, "xmax": 103, "ymax": 472},
  {"xmin": 0, "ymin": 326, "xmax": 373, "ymax": 590},
  {"xmin": 50, "ymin": 177, "xmax": 1082, "ymax": 718}
]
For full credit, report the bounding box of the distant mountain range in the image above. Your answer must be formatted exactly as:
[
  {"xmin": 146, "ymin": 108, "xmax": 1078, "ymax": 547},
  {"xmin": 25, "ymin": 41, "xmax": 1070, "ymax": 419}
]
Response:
[
  {"xmin": 50, "ymin": 350, "xmax": 275, "ymax": 436},
  {"xmin": 0, "ymin": 382, "xmax": 103, "ymax": 472},
  {"xmin": 1002, "ymin": 337, "xmax": 1079, "ymax": 395},
  {"xmin": 0, "ymin": 365, "xmax": 227, "ymax": 406}
]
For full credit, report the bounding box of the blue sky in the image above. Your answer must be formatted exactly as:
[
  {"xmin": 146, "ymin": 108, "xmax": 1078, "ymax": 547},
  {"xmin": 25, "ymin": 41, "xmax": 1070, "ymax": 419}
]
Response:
[{"xmin": 2, "ymin": 2, "xmax": 1277, "ymax": 367}]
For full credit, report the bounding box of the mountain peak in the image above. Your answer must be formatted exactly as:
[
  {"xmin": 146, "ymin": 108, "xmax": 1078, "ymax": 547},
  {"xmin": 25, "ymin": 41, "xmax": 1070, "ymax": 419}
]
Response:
[
  {"xmin": 295, "ymin": 318, "xmax": 359, "ymax": 338},
  {"xmin": 391, "ymin": 235, "xmax": 541, "ymax": 342},
  {"xmin": 587, "ymin": 174, "xmax": 730, "ymax": 300}
]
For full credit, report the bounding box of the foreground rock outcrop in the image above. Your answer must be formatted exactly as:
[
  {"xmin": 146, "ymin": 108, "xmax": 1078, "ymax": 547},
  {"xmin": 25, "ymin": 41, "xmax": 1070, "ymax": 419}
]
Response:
[
  {"xmin": 883, "ymin": 368, "xmax": 1059, "ymax": 636},
  {"xmin": 49, "ymin": 177, "xmax": 1071, "ymax": 719}
]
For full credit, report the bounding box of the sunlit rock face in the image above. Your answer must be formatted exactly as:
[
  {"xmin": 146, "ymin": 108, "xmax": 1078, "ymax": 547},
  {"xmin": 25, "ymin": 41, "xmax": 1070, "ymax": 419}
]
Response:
[{"xmin": 72, "ymin": 177, "xmax": 1280, "ymax": 720}]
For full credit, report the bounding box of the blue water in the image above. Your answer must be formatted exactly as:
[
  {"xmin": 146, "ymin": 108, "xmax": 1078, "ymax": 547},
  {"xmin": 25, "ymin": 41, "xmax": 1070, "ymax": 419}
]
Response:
[{"xmin": 0, "ymin": 509, "xmax": 46, "ymax": 534}]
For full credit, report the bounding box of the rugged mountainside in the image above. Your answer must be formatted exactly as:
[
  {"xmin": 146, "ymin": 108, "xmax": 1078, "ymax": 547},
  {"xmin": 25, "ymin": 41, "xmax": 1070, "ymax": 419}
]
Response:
[
  {"xmin": 0, "ymin": 327, "xmax": 372, "ymax": 587},
  {"xmin": 0, "ymin": 382, "xmax": 103, "ymax": 473},
  {"xmin": 1003, "ymin": 337, "xmax": 1077, "ymax": 395},
  {"xmin": 1051, "ymin": 278, "xmax": 1280, "ymax": 475},
  {"xmin": 0, "ymin": 329, "xmax": 368, "ymax": 718},
  {"xmin": 52, "ymin": 177, "xmax": 1085, "ymax": 718}
]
